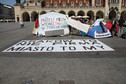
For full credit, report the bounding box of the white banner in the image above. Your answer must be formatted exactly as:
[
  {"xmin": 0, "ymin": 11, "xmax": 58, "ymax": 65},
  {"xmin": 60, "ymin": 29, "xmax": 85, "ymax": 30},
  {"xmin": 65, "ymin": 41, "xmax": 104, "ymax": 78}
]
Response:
[
  {"xmin": 3, "ymin": 39, "xmax": 114, "ymax": 52},
  {"xmin": 37, "ymin": 12, "xmax": 69, "ymax": 36},
  {"xmin": 95, "ymin": 30, "xmax": 112, "ymax": 38},
  {"xmin": 66, "ymin": 18, "xmax": 90, "ymax": 33}
]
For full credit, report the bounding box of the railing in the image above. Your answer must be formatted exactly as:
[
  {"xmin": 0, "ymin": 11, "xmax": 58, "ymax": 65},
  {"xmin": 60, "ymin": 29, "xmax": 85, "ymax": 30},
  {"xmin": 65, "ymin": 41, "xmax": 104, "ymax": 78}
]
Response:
[
  {"xmin": 21, "ymin": 6, "xmax": 105, "ymax": 10},
  {"xmin": 109, "ymin": 3, "xmax": 119, "ymax": 7}
]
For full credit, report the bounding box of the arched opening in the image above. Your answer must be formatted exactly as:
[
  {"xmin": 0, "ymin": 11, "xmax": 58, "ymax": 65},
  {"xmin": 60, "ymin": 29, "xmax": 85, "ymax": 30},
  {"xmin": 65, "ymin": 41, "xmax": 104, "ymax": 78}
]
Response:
[
  {"xmin": 41, "ymin": 1, "xmax": 45, "ymax": 8},
  {"xmin": 68, "ymin": 10, "xmax": 75, "ymax": 17},
  {"xmin": 96, "ymin": 11, "xmax": 104, "ymax": 19},
  {"xmin": 109, "ymin": 9, "xmax": 116, "ymax": 20},
  {"xmin": 31, "ymin": 11, "xmax": 38, "ymax": 21},
  {"xmin": 121, "ymin": 11, "xmax": 126, "ymax": 20},
  {"xmin": 59, "ymin": 10, "xmax": 66, "ymax": 15},
  {"xmin": 17, "ymin": 17, "xmax": 19, "ymax": 22},
  {"xmin": 22, "ymin": 12, "xmax": 30, "ymax": 22},
  {"xmin": 87, "ymin": 10, "xmax": 94, "ymax": 20},
  {"xmin": 77, "ymin": 10, "xmax": 85, "ymax": 16},
  {"xmin": 40, "ymin": 11, "xmax": 46, "ymax": 15}
]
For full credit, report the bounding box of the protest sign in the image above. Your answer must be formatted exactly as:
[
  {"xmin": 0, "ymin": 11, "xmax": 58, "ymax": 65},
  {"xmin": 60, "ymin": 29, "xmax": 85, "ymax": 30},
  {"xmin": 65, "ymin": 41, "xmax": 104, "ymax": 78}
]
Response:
[
  {"xmin": 66, "ymin": 18, "xmax": 90, "ymax": 33},
  {"xmin": 37, "ymin": 12, "xmax": 69, "ymax": 36},
  {"xmin": 3, "ymin": 39, "xmax": 114, "ymax": 52}
]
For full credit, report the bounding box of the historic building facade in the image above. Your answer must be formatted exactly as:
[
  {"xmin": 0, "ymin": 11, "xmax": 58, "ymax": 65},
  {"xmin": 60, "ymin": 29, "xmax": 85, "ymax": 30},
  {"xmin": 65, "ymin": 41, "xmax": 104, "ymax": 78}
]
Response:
[{"xmin": 14, "ymin": 0, "xmax": 126, "ymax": 22}]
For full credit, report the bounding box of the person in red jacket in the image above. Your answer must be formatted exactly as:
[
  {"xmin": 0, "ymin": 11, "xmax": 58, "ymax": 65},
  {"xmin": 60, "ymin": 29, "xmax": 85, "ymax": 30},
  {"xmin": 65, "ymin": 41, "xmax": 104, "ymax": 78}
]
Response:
[
  {"xmin": 35, "ymin": 18, "xmax": 39, "ymax": 28},
  {"xmin": 33, "ymin": 17, "xmax": 39, "ymax": 37}
]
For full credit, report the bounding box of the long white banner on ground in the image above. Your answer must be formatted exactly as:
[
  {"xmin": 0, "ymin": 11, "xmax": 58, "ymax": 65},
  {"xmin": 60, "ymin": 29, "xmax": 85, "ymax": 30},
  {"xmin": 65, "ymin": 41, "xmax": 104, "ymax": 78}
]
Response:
[{"xmin": 3, "ymin": 39, "xmax": 114, "ymax": 52}]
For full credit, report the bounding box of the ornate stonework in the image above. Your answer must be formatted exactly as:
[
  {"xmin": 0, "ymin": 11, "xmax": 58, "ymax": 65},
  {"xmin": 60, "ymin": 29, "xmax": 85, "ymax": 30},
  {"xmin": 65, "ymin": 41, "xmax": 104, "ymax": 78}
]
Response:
[{"xmin": 14, "ymin": 0, "xmax": 126, "ymax": 22}]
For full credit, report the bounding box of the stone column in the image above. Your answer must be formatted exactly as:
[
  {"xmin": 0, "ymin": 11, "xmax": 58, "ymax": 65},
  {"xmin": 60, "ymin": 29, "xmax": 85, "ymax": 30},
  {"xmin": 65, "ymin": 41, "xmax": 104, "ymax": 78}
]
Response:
[
  {"xmin": 85, "ymin": 12, "xmax": 87, "ymax": 16},
  {"xmin": 14, "ymin": 5, "xmax": 21, "ymax": 22},
  {"xmin": 94, "ymin": 12, "xmax": 97, "ymax": 20},
  {"xmin": 51, "ymin": 0, "xmax": 52, "ymax": 3},
  {"xmin": 68, "ymin": 0, "xmax": 69, "ymax": 3},
  {"xmin": 118, "ymin": 0, "xmax": 121, "ymax": 18},
  {"xmin": 76, "ymin": 0, "xmax": 78, "ymax": 3},
  {"xmin": 92, "ymin": 0, "xmax": 95, "ymax": 7},
  {"xmin": 59, "ymin": 0, "xmax": 61, "ymax": 3},
  {"xmin": 30, "ymin": 15, "xmax": 32, "ymax": 22},
  {"xmin": 105, "ymin": 0, "xmax": 109, "ymax": 18},
  {"xmin": 51, "ymin": 0, "xmax": 53, "ymax": 6},
  {"xmin": 59, "ymin": 0, "xmax": 61, "ymax": 6},
  {"xmin": 67, "ymin": 0, "xmax": 70, "ymax": 6}
]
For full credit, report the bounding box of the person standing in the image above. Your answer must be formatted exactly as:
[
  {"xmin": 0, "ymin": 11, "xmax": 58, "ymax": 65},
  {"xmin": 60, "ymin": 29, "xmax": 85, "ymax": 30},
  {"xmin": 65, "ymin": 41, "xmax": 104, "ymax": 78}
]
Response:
[
  {"xmin": 35, "ymin": 17, "xmax": 39, "ymax": 28},
  {"xmin": 20, "ymin": 21, "xmax": 24, "ymax": 28},
  {"xmin": 118, "ymin": 16, "xmax": 125, "ymax": 37},
  {"xmin": 111, "ymin": 18, "xmax": 118, "ymax": 36},
  {"xmin": 111, "ymin": 19, "xmax": 116, "ymax": 36}
]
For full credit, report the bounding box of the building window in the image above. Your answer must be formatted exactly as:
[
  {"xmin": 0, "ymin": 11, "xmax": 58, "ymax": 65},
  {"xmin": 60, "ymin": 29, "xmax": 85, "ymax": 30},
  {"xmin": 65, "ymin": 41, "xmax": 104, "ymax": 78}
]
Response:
[
  {"xmin": 29, "ymin": 1, "xmax": 33, "ymax": 3},
  {"xmin": 79, "ymin": 1, "xmax": 82, "ymax": 6},
  {"xmin": 86, "ymin": 2, "xmax": 88, "ymax": 6},
  {"xmin": 27, "ymin": 2, "xmax": 29, "ymax": 6},
  {"xmin": 122, "ymin": 0, "xmax": 124, "ymax": 5},
  {"xmin": 54, "ymin": 2, "xmax": 57, "ymax": 6},
  {"xmin": 35, "ymin": 2, "xmax": 37, "ymax": 6},
  {"xmin": 63, "ymin": 2, "xmax": 66, "ymax": 6},
  {"xmin": 111, "ymin": 0, "xmax": 117, "ymax": 3},
  {"xmin": 97, "ymin": 0, "xmax": 101, "ymax": 5},
  {"xmin": 47, "ymin": 2, "xmax": 49, "ymax": 7},
  {"xmin": 71, "ymin": 1, "xmax": 74, "ymax": 6}
]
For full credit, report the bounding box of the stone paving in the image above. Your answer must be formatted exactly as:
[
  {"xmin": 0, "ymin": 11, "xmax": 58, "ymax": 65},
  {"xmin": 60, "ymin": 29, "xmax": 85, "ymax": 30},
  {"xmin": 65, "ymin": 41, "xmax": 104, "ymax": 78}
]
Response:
[{"xmin": 0, "ymin": 22, "xmax": 126, "ymax": 84}]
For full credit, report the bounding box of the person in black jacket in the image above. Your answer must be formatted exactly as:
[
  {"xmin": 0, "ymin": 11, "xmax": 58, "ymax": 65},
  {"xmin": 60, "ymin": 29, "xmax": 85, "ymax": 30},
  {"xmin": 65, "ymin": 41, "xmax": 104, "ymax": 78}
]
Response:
[
  {"xmin": 111, "ymin": 18, "xmax": 117, "ymax": 36},
  {"xmin": 118, "ymin": 16, "xmax": 125, "ymax": 37}
]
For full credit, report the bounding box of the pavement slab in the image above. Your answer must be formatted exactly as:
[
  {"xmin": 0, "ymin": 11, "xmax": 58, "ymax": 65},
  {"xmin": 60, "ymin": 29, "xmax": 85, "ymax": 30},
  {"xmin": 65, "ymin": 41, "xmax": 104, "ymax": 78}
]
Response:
[{"xmin": 0, "ymin": 22, "xmax": 126, "ymax": 84}]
